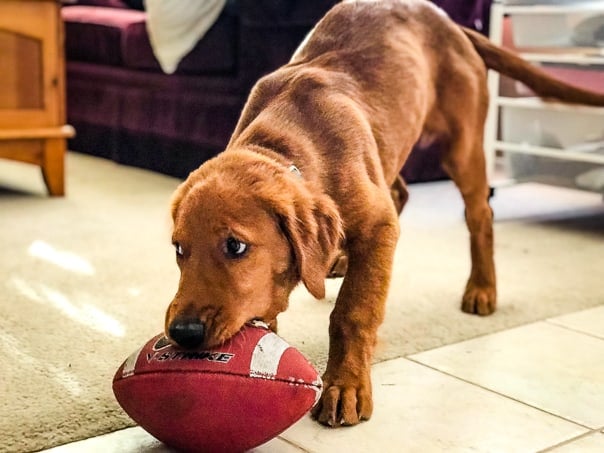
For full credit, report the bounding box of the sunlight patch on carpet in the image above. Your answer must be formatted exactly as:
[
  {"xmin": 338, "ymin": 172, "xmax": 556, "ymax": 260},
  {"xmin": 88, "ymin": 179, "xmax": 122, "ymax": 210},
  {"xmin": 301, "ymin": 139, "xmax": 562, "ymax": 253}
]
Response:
[
  {"xmin": 11, "ymin": 277, "xmax": 125, "ymax": 337},
  {"xmin": 28, "ymin": 240, "xmax": 95, "ymax": 276}
]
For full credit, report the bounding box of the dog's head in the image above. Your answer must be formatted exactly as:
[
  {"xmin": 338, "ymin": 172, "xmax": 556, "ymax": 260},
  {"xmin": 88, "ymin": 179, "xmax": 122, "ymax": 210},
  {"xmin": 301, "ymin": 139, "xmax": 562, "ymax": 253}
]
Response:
[{"xmin": 165, "ymin": 150, "xmax": 343, "ymax": 349}]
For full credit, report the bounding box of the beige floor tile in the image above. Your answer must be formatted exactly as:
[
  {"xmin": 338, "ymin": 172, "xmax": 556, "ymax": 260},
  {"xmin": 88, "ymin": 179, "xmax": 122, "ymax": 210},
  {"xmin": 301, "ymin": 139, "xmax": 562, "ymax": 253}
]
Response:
[
  {"xmin": 281, "ymin": 358, "xmax": 585, "ymax": 453},
  {"xmin": 42, "ymin": 427, "xmax": 173, "ymax": 453},
  {"xmin": 41, "ymin": 426, "xmax": 305, "ymax": 452},
  {"xmin": 546, "ymin": 431, "xmax": 604, "ymax": 452},
  {"xmin": 548, "ymin": 306, "xmax": 604, "ymax": 340},
  {"xmin": 411, "ymin": 322, "xmax": 604, "ymax": 429}
]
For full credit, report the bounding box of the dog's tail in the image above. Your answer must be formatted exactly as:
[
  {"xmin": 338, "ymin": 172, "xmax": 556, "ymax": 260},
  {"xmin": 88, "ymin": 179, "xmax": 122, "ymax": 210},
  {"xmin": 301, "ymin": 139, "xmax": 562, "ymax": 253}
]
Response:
[{"xmin": 462, "ymin": 27, "xmax": 604, "ymax": 106}]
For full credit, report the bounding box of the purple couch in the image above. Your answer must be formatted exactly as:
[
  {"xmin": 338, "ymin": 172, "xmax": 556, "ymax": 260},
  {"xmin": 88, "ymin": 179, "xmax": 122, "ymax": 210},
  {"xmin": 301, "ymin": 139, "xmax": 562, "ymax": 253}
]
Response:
[{"xmin": 63, "ymin": 0, "xmax": 492, "ymax": 182}]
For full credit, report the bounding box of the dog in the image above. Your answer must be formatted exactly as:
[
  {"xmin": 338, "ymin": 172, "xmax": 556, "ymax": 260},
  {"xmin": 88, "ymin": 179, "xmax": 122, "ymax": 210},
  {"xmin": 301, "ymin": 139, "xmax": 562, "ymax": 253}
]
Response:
[{"xmin": 165, "ymin": 0, "xmax": 604, "ymax": 427}]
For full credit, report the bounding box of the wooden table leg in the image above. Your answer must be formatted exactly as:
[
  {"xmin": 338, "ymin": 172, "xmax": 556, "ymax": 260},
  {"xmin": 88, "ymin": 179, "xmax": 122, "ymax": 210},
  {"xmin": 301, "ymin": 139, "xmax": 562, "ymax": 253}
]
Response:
[{"xmin": 41, "ymin": 138, "xmax": 65, "ymax": 196}]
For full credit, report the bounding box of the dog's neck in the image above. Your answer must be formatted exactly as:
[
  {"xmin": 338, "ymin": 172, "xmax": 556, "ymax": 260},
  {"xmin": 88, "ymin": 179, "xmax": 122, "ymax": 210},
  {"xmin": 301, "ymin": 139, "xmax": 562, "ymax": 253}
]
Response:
[{"xmin": 240, "ymin": 144, "xmax": 304, "ymax": 180}]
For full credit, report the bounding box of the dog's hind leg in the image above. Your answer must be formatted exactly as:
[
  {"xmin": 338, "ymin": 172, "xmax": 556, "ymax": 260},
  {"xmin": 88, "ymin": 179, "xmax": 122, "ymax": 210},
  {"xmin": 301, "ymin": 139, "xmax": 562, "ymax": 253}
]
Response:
[
  {"xmin": 439, "ymin": 73, "xmax": 497, "ymax": 315},
  {"xmin": 444, "ymin": 135, "xmax": 496, "ymax": 315}
]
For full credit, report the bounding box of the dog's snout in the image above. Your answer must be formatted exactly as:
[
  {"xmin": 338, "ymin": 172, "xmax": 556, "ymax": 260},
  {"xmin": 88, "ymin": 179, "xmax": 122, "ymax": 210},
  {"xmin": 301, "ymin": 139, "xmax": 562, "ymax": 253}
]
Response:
[{"xmin": 168, "ymin": 318, "xmax": 206, "ymax": 349}]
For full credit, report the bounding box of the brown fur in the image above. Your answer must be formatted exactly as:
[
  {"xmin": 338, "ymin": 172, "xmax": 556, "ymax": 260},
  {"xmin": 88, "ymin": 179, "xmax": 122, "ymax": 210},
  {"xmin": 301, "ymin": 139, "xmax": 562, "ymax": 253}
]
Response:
[{"xmin": 166, "ymin": 0, "xmax": 604, "ymax": 427}]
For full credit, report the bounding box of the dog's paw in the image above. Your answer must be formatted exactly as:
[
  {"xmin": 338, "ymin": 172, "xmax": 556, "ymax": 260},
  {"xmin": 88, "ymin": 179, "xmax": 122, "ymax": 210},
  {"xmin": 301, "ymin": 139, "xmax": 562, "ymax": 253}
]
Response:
[
  {"xmin": 311, "ymin": 376, "xmax": 372, "ymax": 427},
  {"xmin": 461, "ymin": 283, "xmax": 496, "ymax": 316}
]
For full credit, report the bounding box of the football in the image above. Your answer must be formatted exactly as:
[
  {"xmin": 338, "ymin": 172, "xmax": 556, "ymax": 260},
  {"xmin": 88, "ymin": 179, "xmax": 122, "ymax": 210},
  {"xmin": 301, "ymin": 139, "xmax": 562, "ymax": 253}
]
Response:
[{"xmin": 112, "ymin": 324, "xmax": 322, "ymax": 452}]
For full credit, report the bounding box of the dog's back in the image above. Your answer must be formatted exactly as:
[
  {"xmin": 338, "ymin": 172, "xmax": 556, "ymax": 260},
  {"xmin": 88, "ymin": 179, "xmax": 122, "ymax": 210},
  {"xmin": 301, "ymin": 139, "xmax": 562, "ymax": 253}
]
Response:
[{"xmin": 229, "ymin": 0, "xmax": 484, "ymax": 196}]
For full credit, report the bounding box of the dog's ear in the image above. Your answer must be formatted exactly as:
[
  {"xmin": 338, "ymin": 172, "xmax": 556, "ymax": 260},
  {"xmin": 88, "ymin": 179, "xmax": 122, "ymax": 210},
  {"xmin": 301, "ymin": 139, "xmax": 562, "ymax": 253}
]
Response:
[
  {"xmin": 278, "ymin": 191, "xmax": 343, "ymax": 300},
  {"xmin": 169, "ymin": 169, "xmax": 202, "ymax": 220},
  {"xmin": 170, "ymin": 184, "xmax": 187, "ymax": 220}
]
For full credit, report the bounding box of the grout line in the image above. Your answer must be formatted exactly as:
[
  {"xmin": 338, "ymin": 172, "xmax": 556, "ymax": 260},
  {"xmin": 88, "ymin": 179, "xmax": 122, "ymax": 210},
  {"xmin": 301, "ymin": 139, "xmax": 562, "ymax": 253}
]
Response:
[
  {"xmin": 395, "ymin": 323, "xmax": 534, "ymax": 357},
  {"xmin": 404, "ymin": 356, "xmax": 593, "ymax": 431},
  {"xmin": 413, "ymin": 313, "xmax": 598, "ymax": 359},
  {"xmin": 545, "ymin": 318, "xmax": 604, "ymax": 341},
  {"xmin": 396, "ymin": 314, "xmax": 604, "ymax": 361},
  {"xmin": 276, "ymin": 435, "xmax": 313, "ymax": 452},
  {"xmin": 537, "ymin": 427, "xmax": 604, "ymax": 452}
]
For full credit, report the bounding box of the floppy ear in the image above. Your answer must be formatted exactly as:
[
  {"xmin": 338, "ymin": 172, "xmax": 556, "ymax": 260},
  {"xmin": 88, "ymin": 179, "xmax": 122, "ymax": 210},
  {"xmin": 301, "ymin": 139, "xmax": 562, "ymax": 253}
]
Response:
[
  {"xmin": 278, "ymin": 191, "xmax": 343, "ymax": 300},
  {"xmin": 169, "ymin": 168, "xmax": 203, "ymax": 220},
  {"xmin": 170, "ymin": 183, "xmax": 187, "ymax": 220}
]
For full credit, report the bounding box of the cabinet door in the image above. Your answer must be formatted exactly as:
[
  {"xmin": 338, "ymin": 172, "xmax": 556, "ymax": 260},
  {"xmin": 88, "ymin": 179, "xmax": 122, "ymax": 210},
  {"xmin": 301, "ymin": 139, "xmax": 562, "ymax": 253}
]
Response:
[{"xmin": 0, "ymin": 0, "xmax": 65, "ymax": 128}]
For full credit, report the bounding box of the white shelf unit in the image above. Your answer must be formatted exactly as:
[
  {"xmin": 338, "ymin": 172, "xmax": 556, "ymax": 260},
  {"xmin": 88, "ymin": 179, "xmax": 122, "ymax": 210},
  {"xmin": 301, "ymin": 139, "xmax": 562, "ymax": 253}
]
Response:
[{"xmin": 484, "ymin": 0, "xmax": 604, "ymax": 193}]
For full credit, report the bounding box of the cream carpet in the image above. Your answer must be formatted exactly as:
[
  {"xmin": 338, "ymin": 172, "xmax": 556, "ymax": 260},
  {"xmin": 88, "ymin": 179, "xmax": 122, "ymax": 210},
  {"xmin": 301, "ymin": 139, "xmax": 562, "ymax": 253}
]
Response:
[{"xmin": 0, "ymin": 153, "xmax": 602, "ymax": 452}]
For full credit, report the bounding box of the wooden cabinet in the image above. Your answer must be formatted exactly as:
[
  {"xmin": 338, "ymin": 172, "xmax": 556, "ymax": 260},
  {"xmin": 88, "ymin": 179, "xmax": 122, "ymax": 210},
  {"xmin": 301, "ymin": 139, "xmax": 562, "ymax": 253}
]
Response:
[
  {"xmin": 0, "ymin": 0, "xmax": 74, "ymax": 196},
  {"xmin": 484, "ymin": 0, "xmax": 604, "ymax": 193}
]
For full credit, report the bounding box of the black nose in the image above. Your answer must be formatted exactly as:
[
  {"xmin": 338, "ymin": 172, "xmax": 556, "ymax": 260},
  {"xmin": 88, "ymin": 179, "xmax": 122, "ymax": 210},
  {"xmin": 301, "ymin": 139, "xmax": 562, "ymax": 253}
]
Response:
[{"xmin": 168, "ymin": 318, "xmax": 205, "ymax": 349}]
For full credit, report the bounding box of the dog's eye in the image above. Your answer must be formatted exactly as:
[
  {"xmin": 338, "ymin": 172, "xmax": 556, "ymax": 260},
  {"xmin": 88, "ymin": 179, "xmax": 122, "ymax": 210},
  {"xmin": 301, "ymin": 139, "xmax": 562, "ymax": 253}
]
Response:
[
  {"xmin": 224, "ymin": 237, "xmax": 248, "ymax": 258},
  {"xmin": 174, "ymin": 242, "xmax": 184, "ymax": 257}
]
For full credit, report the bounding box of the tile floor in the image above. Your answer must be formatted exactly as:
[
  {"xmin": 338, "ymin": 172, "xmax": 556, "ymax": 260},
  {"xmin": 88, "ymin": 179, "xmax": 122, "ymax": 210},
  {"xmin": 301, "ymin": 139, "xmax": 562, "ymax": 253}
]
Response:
[
  {"xmin": 42, "ymin": 182, "xmax": 604, "ymax": 453},
  {"xmin": 43, "ymin": 308, "xmax": 604, "ymax": 453}
]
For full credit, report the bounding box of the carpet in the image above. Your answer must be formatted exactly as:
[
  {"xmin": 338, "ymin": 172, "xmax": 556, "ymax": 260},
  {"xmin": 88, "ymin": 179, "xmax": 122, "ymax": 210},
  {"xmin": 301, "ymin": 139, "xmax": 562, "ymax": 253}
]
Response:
[{"xmin": 0, "ymin": 153, "xmax": 602, "ymax": 452}]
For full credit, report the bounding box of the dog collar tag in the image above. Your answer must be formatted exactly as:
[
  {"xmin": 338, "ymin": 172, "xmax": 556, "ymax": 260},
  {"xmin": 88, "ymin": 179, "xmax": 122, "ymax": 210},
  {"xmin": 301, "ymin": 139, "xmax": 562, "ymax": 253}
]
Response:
[{"xmin": 288, "ymin": 165, "xmax": 302, "ymax": 178}]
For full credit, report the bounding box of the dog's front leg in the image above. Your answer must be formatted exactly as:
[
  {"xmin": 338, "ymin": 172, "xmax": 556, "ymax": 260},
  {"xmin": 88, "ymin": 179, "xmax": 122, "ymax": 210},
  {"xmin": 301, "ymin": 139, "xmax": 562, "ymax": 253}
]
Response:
[{"xmin": 312, "ymin": 206, "xmax": 399, "ymax": 427}]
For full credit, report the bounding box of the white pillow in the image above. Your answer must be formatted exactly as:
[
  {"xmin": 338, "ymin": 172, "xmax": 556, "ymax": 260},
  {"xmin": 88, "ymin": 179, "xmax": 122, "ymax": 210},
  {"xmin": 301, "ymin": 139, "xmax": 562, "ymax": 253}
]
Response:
[{"xmin": 145, "ymin": 0, "xmax": 227, "ymax": 74}]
